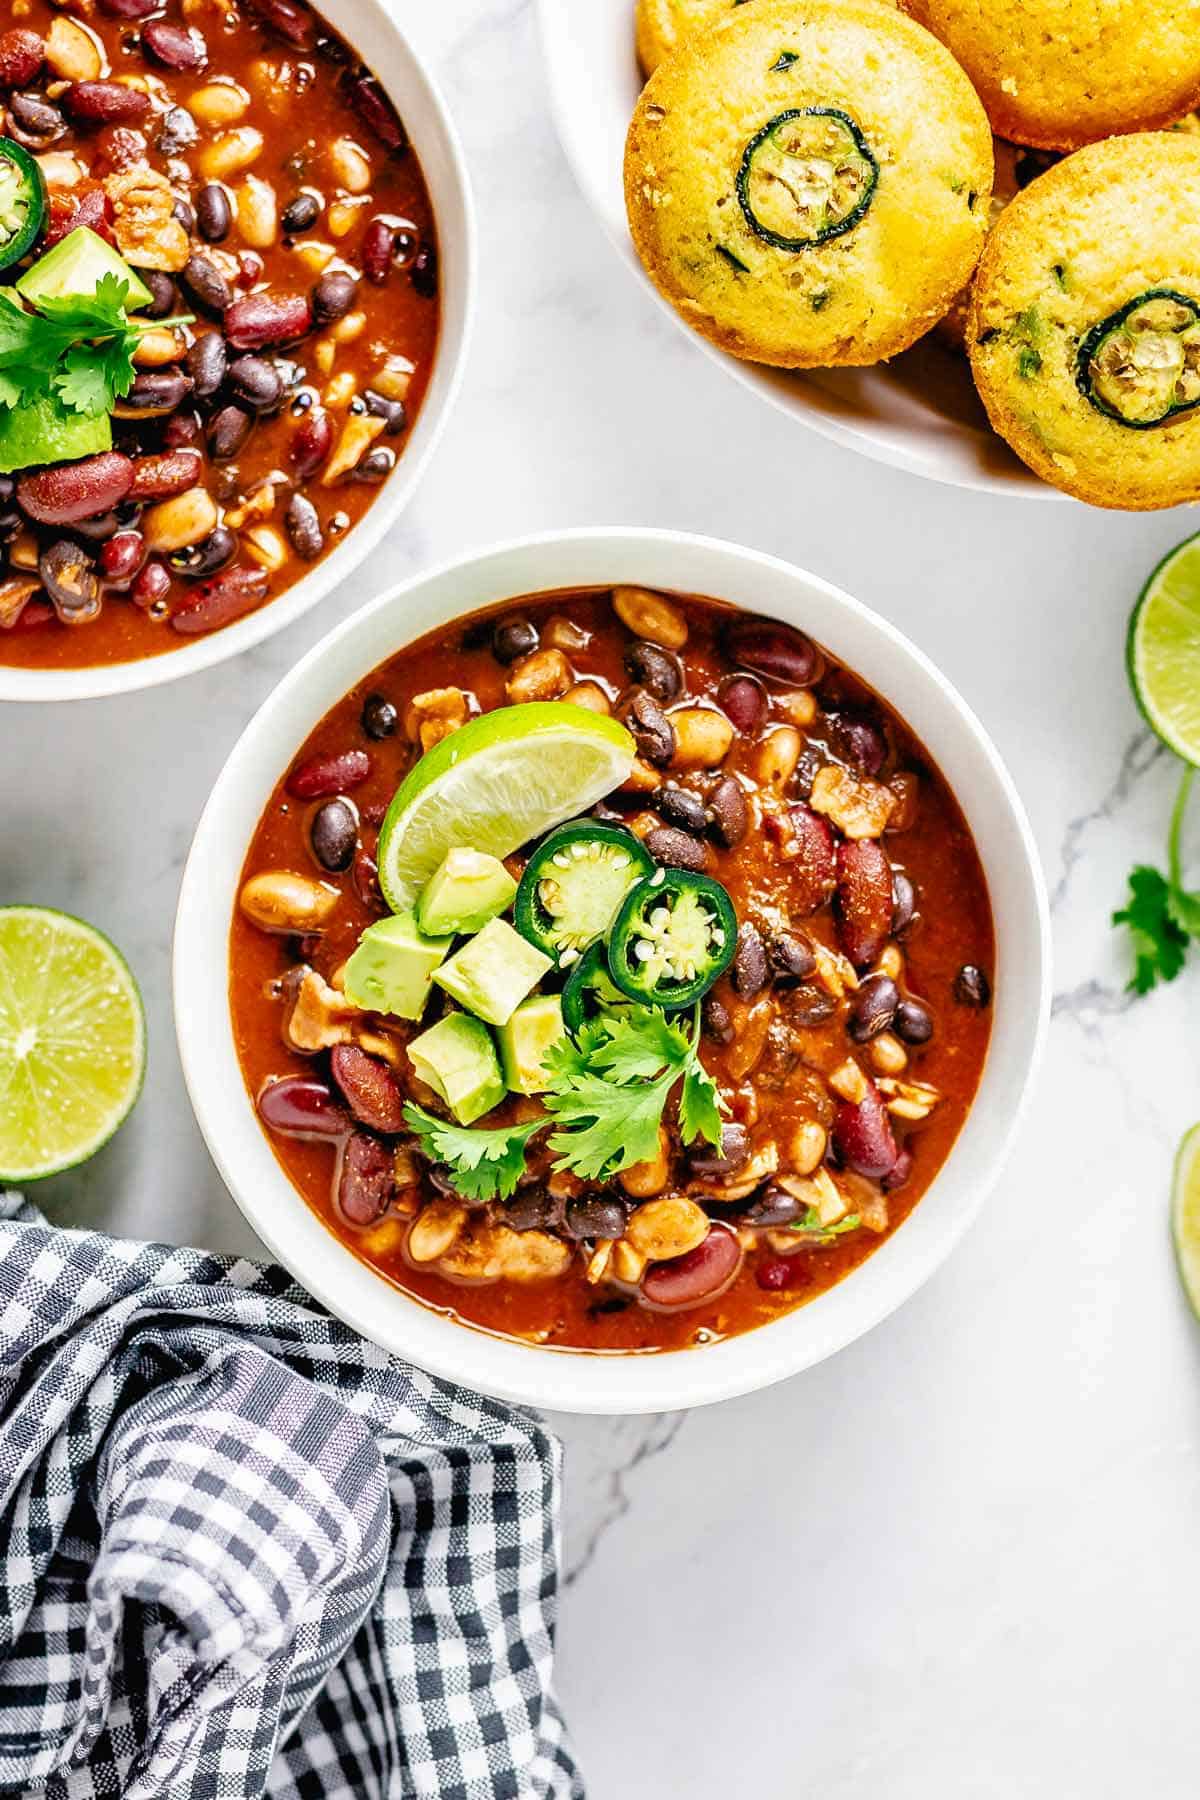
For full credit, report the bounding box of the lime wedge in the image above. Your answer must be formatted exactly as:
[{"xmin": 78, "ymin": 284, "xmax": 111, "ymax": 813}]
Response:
[
  {"xmin": 1172, "ymin": 1121, "xmax": 1200, "ymax": 1317},
  {"xmin": 377, "ymin": 702, "xmax": 635, "ymax": 912},
  {"xmin": 1128, "ymin": 532, "xmax": 1200, "ymax": 765},
  {"xmin": 0, "ymin": 906, "xmax": 145, "ymax": 1182}
]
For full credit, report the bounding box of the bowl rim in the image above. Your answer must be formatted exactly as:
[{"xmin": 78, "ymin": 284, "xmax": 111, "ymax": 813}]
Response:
[
  {"xmin": 534, "ymin": 0, "xmax": 1063, "ymax": 504},
  {"xmin": 0, "ymin": 0, "xmax": 476, "ymax": 704},
  {"xmin": 174, "ymin": 526, "xmax": 1051, "ymax": 1414}
]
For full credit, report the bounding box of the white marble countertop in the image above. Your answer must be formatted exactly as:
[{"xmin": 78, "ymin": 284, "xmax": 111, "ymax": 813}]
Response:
[{"xmin": 6, "ymin": 2, "xmax": 1200, "ymax": 1793}]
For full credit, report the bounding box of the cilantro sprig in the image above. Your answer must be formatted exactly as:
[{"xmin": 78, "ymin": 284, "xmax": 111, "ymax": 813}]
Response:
[
  {"xmin": 402, "ymin": 1005, "xmax": 724, "ymax": 1203},
  {"xmin": 1114, "ymin": 765, "xmax": 1200, "ymax": 994},
  {"xmin": 0, "ymin": 275, "xmax": 191, "ymax": 418}
]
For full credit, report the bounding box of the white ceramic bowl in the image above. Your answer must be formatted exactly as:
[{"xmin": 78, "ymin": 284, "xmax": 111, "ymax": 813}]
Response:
[
  {"xmin": 0, "ymin": 0, "xmax": 474, "ymax": 704},
  {"xmin": 175, "ymin": 528, "xmax": 1050, "ymax": 1414},
  {"xmin": 537, "ymin": 0, "xmax": 1059, "ymax": 500}
]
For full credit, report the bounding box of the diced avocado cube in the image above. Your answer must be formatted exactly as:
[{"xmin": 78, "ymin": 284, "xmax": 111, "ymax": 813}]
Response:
[
  {"xmin": 0, "ymin": 391, "xmax": 111, "ymax": 474},
  {"xmin": 417, "ymin": 848, "xmax": 517, "ymax": 937},
  {"xmin": 498, "ymin": 994, "xmax": 565, "ymax": 1095},
  {"xmin": 342, "ymin": 911, "xmax": 451, "ymax": 1021},
  {"xmin": 408, "ymin": 1011, "xmax": 504, "ymax": 1125},
  {"xmin": 433, "ymin": 917, "xmax": 552, "ymax": 1026},
  {"xmin": 18, "ymin": 226, "xmax": 154, "ymax": 311}
]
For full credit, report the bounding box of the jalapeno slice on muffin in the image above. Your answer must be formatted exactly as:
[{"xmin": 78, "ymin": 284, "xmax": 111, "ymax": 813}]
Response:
[
  {"xmin": 1077, "ymin": 289, "xmax": 1200, "ymax": 428},
  {"xmin": 737, "ymin": 107, "xmax": 879, "ymax": 250}
]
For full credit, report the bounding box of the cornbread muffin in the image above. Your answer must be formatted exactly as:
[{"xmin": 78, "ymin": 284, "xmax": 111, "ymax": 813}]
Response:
[
  {"xmin": 624, "ymin": 0, "xmax": 993, "ymax": 369},
  {"xmin": 636, "ymin": 0, "xmax": 746, "ymax": 76},
  {"xmin": 967, "ymin": 134, "xmax": 1200, "ymax": 508},
  {"xmin": 905, "ymin": 0, "xmax": 1200, "ymax": 151},
  {"xmin": 935, "ymin": 140, "xmax": 1055, "ymax": 351}
]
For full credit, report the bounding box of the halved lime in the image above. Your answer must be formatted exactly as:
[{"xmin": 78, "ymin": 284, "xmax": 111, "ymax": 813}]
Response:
[
  {"xmin": 1172, "ymin": 1121, "xmax": 1200, "ymax": 1317},
  {"xmin": 0, "ymin": 906, "xmax": 146, "ymax": 1182},
  {"xmin": 1128, "ymin": 532, "xmax": 1200, "ymax": 765},
  {"xmin": 377, "ymin": 702, "xmax": 635, "ymax": 912}
]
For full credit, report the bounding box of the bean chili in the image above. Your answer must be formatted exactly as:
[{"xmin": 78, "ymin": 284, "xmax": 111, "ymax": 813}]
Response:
[{"xmin": 0, "ymin": 0, "xmax": 438, "ymax": 669}]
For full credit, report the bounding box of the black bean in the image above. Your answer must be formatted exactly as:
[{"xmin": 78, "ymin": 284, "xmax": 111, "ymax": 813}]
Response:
[
  {"xmin": 769, "ymin": 931, "xmax": 815, "ymax": 983},
  {"xmin": 195, "ymin": 181, "xmax": 231, "ymax": 242},
  {"xmin": 501, "ymin": 1187, "xmax": 564, "ymax": 1233},
  {"xmin": 9, "ymin": 91, "xmax": 64, "ymax": 142},
  {"xmin": 703, "ymin": 994, "xmax": 733, "ymax": 1044},
  {"xmin": 565, "ymin": 1194, "xmax": 627, "ymax": 1241},
  {"xmin": 891, "ymin": 871, "xmax": 917, "ymax": 935},
  {"xmin": 229, "ymin": 354, "xmax": 284, "ymax": 413},
  {"xmin": 72, "ymin": 510, "xmax": 121, "ymax": 543},
  {"xmin": 156, "ymin": 104, "xmax": 197, "ymax": 154},
  {"xmin": 0, "ymin": 477, "xmax": 14, "ymax": 503},
  {"xmin": 655, "ymin": 786, "xmax": 707, "ymax": 833},
  {"xmin": 0, "ymin": 509, "xmax": 21, "ymax": 543},
  {"xmin": 138, "ymin": 270, "xmax": 178, "ymax": 318},
  {"xmin": 492, "ymin": 617, "xmax": 537, "ymax": 663},
  {"xmin": 782, "ymin": 982, "xmax": 838, "ymax": 1027},
  {"xmin": 829, "ymin": 709, "xmax": 887, "ymax": 775},
  {"xmin": 124, "ymin": 369, "xmax": 192, "ymax": 412},
  {"xmin": 847, "ymin": 973, "xmax": 899, "ymax": 1043},
  {"xmin": 732, "ymin": 921, "xmax": 769, "ymax": 998},
  {"xmin": 743, "ymin": 1185, "xmax": 802, "ymax": 1227},
  {"xmin": 624, "ymin": 639, "xmax": 682, "ymax": 703},
  {"xmin": 284, "ymin": 491, "xmax": 323, "ymax": 561},
  {"xmin": 894, "ymin": 997, "xmax": 934, "ymax": 1045},
  {"xmin": 627, "ymin": 690, "xmax": 674, "ymax": 767},
  {"xmin": 410, "ymin": 240, "xmax": 437, "ymax": 298},
  {"xmin": 687, "ymin": 1123, "xmax": 750, "ymax": 1178},
  {"xmin": 361, "ymin": 692, "xmax": 398, "ymax": 740},
  {"xmin": 707, "ymin": 774, "xmax": 748, "ymax": 848},
  {"xmin": 311, "ymin": 269, "xmax": 357, "ymax": 323},
  {"xmin": 282, "ymin": 191, "xmax": 320, "ymax": 233},
  {"xmin": 172, "ymin": 196, "xmax": 195, "ymax": 234},
  {"xmin": 185, "ymin": 330, "xmax": 227, "ymax": 399},
  {"xmin": 363, "ymin": 388, "xmax": 406, "ymax": 435},
  {"xmin": 353, "ymin": 445, "xmax": 393, "ymax": 483},
  {"xmin": 645, "ymin": 825, "xmax": 706, "ymax": 872},
  {"xmin": 207, "ymin": 404, "xmax": 252, "ymax": 460},
  {"xmin": 310, "ymin": 797, "xmax": 358, "ymax": 871},
  {"xmin": 169, "ymin": 524, "xmax": 237, "ymax": 577},
  {"xmin": 39, "ymin": 539, "xmax": 98, "ymax": 623},
  {"xmin": 181, "ymin": 252, "xmax": 232, "ymax": 316},
  {"xmin": 954, "ymin": 965, "xmax": 991, "ymax": 1008}
]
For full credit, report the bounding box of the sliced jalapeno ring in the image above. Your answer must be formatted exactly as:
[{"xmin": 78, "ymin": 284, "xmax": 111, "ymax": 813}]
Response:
[
  {"xmin": 514, "ymin": 821, "xmax": 654, "ymax": 968},
  {"xmin": 0, "ymin": 138, "xmax": 46, "ymax": 272},
  {"xmin": 736, "ymin": 107, "xmax": 877, "ymax": 253},
  {"xmin": 1077, "ymin": 287, "xmax": 1200, "ymax": 428},
  {"xmin": 561, "ymin": 940, "xmax": 632, "ymax": 1035},
  {"xmin": 607, "ymin": 868, "xmax": 737, "ymax": 1009}
]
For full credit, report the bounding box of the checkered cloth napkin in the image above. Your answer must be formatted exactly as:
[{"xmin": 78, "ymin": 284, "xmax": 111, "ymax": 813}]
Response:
[{"xmin": 0, "ymin": 1192, "xmax": 582, "ymax": 1800}]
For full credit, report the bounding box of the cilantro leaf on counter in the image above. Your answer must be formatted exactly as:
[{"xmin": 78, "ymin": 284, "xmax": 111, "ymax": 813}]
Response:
[
  {"xmin": 1114, "ymin": 767, "xmax": 1200, "ymax": 994},
  {"xmin": 401, "ymin": 1105, "xmax": 545, "ymax": 1203}
]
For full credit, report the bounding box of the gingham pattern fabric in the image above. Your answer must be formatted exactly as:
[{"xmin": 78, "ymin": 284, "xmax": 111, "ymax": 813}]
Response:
[{"xmin": 0, "ymin": 1192, "xmax": 582, "ymax": 1800}]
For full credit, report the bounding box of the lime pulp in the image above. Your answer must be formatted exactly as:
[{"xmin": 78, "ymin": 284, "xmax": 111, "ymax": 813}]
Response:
[
  {"xmin": 1172, "ymin": 1121, "xmax": 1200, "ymax": 1319},
  {"xmin": 1127, "ymin": 531, "xmax": 1200, "ymax": 765}
]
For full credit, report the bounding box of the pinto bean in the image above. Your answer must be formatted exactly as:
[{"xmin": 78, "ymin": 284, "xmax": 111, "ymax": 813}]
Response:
[
  {"xmin": 716, "ymin": 671, "xmax": 767, "ymax": 734},
  {"xmin": 732, "ymin": 921, "xmax": 769, "ymax": 998},
  {"xmin": 18, "ymin": 452, "xmax": 133, "ymax": 525},
  {"xmin": 141, "ymin": 19, "xmax": 208, "ymax": 69},
  {"xmin": 258, "ymin": 1075, "xmax": 350, "ymax": 1141},
  {"xmin": 725, "ymin": 619, "xmax": 819, "ymax": 686},
  {"xmin": 286, "ymin": 748, "xmax": 371, "ymax": 799},
  {"xmin": 39, "ymin": 540, "xmax": 98, "ymax": 624},
  {"xmin": 289, "ymin": 407, "xmax": 334, "ymax": 477},
  {"xmin": 225, "ymin": 289, "xmax": 312, "ymax": 349},
  {"xmin": 170, "ymin": 563, "xmax": 268, "ymax": 633},
  {"xmin": 239, "ymin": 869, "xmax": 337, "ymax": 932},
  {"xmin": 835, "ymin": 839, "xmax": 894, "ymax": 969},
  {"xmin": 847, "ymin": 973, "xmax": 899, "ymax": 1042},
  {"xmin": 0, "ymin": 29, "xmax": 44, "ymax": 87},
  {"xmin": 337, "ymin": 1130, "xmax": 394, "ymax": 1226},
  {"xmin": 624, "ymin": 639, "xmax": 683, "ymax": 702},
  {"xmin": 641, "ymin": 1225, "xmax": 741, "ymax": 1309},
  {"xmin": 64, "ymin": 81, "xmax": 150, "ymax": 124},
  {"xmin": 833, "ymin": 1083, "xmax": 898, "ymax": 1179},
  {"xmin": 786, "ymin": 803, "xmax": 837, "ymax": 914},
  {"xmin": 707, "ymin": 775, "xmax": 748, "ymax": 847},
  {"xmin": 346, "ymin": 72, "xmax": 407, "ymax": 150},
  {"xmin": 329, "ymin": 1043, "xmax": 405, "ymax": 1133},
  {"xmin": 128, "ymin": 449, "xmax": 202, "ymax": 502}
]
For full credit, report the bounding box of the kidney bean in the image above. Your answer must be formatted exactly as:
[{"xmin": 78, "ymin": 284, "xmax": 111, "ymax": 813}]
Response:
[
  {"xmin": 882, "ymin": 1147, "xmax": 914, "ymax": 1192},
  {"xmin": 346, "ymin": 72, "xmax": 406, "ymax": 150},
  {"xmin": 491, "ymin": 617, "xmax": 537, "ymax": 664},
  {"xmin": 64, "ymin": 81, "xmax": 150, "ymax": 124},
  {"xmin": 835, "ymin": 839, "xmax": 894, "ymax": 969},
  {"xmin": 336, "ymin": 1130, "xmax": 394, "ymax": 1226},
  {"xmin": 756, "ymin": 1256, "xmax": 810, "ymax": 1293},
  {"xmin": 246, "ymin": 0, "xmax": 316, "ymax": 48},
  {"xmin": 833, "ymin": 1084, "xmax": 898, "ymax": 1180},
  {"xmin": 157, "ymin": 104, "xmax": 197, "ymax": 154},
  {"xmin": 624, "ymin": 639, "xmax": 682, "ymax": 702},
  {"xmin": 229, "ymin": 355, "xmax": 284, "ymax": 413},
  {"xmin": 642, "ymin": 825, "xmax": 704, "ymax": 873},
  {"xmin": 829, "ymin": 709, "xmax": 887, "ymax": 777},
  {"xmin": 715, "ymin": 671, "xmax": 767, "ymax": 735},
  {"xmin": 410, "ymin": 242, "xmax": 437, "ymax": 299},
  {"xmin": 129, "ymin": 449, "xmax": 202, "ymax": 502},
  {"xmin": 743, "ymin": 1184, "xmax": 802, "ymax": 1227},
  {"xmin": 361, "ymin": 692, "xmax": 397, "ymax": 740},
  {"xmin": 352, "ymin": 847, "xmax": 383, "ymax": 911},
  {"xmin": 565, "ymin": 1194, "xmax": 628, "ymax": 1241},
  {"xmin": 94, "ymin": 124, "xmax": 148, "ymax": 174},
  {"xmin": 954, "ymin": 964, "xmax": 991, "ymax": 1008},
  {"xmin": 185, "ymin": 331, "xmax": 227, "ymax": 400},
  {"xmin": 0, "ymin": 29, "xmax": 44, "ymax": 86},
  {"xmin": 182, "ymin": 253, "xmax": 232, "ymax": 316},
  {"xmin": 207, "ymin": 404, "xmax": 253, "ymax": 461},
  {"xmin": 310, "ymin": 797, "xmax": 357, "ymax": 872},
  {"xmin": 141, "ymin": 19, "xmax": 207, "ymax": 68},
  {"xmin": 287, "ymin": 748, "xmax": 371, "ymax": 799},
  {"xmin": 39, "ymin": 541, "xmax": 98, "ymax": 624},
  {"xmin": 626, "ymin": 690, "xmax": 674, "ymax": 766},
  {"xmin": 732, "ymin": 921, "xmax": 769, "ymax": 998},
  {"xmin": 258, "ymin": 1074, "xmax": 350, "ymax": 1141},
  {"xmin": 124, "ymin": 370, "xmax": 192, "ymax": 415},
  {"xmin": 130, "ymin": 558, "xmax": 169, "ymax": 610},
  {"xmin": 642, "ymin": 1224, "xmax": 741, "ymax": 1309},
  {"xmin": 891, "ymin": 870, "xmax": 916, "ymax": 935},
  {"xmin": 289, "ymin": 407, "xmax": 334, "ymax": 478},
  {"xmin": 655, "ymin": 785, "xmax": 707, "ymax": 834},
  {"xmin": 170, "ymin": 563, "xmax": 268, "ymax": 633},
  {"xmin": 312, "ymin": 269, "xmax": 358, "ymax": 323},
  {"xmin": 686, "ymin": 1122, "xmax": 750, "ymax": 1179},
  {"xmin": 501, "ymin": 1187, "xmax": 564, "ymax": 1234},
  {"xmin": 329, "ymin": 1043, "xmax": 405, "ymax": 1134},
  {"xmin": 98, "ymin": 0, "xmax": 157, "ymax": 16},
  {"xmin": 169, "ymin": 524, "xmax": 237, "ymax": 578},
  {"xmin": 9, "ymin": 91, "xmax": 65, "ymax": 142},
  {"xmin": 8, "ymin": 598, "xmax": 53, "ymax": 632},
  {"xmin": 282, "ymin": 192, "xmax": 320, "ymax": 234},
  {"xmin": 782, "ymin": 982, "xmax": 838, "ymax": 1028},
  {"xmin": 225, "ymin": 290, "xmax": 312, "ymax": 349},
  {"xmin": 894, "ymin": 997, "xmax": 934, "ymax": 1045},
  {"xmin": 364, "ymin": 388, "xmax": 406, "ymax": 435},
  {"xmin": 99, "ymin": 529, "xmax": 145, "ymax": 585},
  {"xmin": 769, "ymin": 931, "xmax": 815, "ymax": 983},
  {"xmin": 703, "ymin": 994, "xmax": 733, "ymax": 1044},
  {"xmin": 195, "ymin": 182, "xmax": 231, "ymax": 242},
  {"xmin": 786, "ymin": 803, "xmax": 837, "ymax": 914},
  {"xmin": 847, "ymin": 973, "xmax": 899, "ymax": 1043},
  {"xmin": 707, "ymin": 774, "xmax": 748, "ymax": 848},
  {"xmin": 18, "ymin": 452, "xmax": 133, "ymax": 526},
  {"xmin": 284, "ymin": 491, "xmax": 323, "ymax": 561},
  {"xmin": 726, "ymin": 619, "xmax": 819, "ymax": 687},
  {"xmin": 361, "ymin": 217, "xmax": 395, "ymax": 284}
]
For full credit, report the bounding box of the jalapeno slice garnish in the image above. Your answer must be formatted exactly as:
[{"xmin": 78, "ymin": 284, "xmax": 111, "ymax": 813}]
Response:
[
  {"xmin": 607, "ymin": 868, "xmax": 737, "ymax": 1009},
  {"xmin": 1077, "ymin": 288, "xmax": 1200, "ymax": 428},
  {"xmin": 514, "ymin": 821, "xmax": 654, "ymax": 969},
  {"xmin": 0, "ymin": 139, "xmax": 46, "ymax": 272},
  {"xmin": 561, "ymin": 940, "xmax": 632, "ymax": 1034},
  {"xmin": 736, "ymin": 107, "xmax": 878, "ymax": 252}
]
